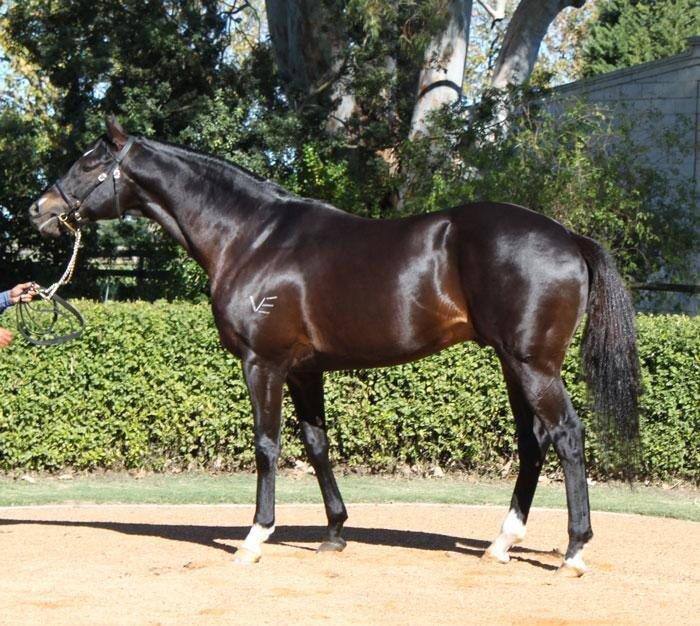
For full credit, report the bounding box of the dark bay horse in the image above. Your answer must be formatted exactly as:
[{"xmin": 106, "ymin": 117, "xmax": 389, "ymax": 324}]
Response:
[{"xmin": 29, "ymin": 118, "xmax": 641, "ymax": 576}]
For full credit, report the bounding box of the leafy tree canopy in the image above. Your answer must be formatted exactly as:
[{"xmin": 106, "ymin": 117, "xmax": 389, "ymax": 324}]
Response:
[{"xmin": 581, "ymin": 0, "xmax": 699, "ymax": 76}]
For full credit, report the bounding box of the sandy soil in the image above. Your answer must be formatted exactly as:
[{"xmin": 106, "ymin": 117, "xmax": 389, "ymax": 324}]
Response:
[{"xmin": 0, "ymin": 504, "xmax": 697, "ymax": 626}]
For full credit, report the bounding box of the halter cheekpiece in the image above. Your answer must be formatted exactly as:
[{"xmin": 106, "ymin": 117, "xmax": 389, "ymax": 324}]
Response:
[{"xmin": 54, "ymin": 136, "xmax": 136, "ymax": 232}]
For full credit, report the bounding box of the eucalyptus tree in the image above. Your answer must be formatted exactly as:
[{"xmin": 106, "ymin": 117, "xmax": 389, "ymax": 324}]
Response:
[{"xmin": 265, "ymin": 0, "xmax": 588, "ymax": 139}]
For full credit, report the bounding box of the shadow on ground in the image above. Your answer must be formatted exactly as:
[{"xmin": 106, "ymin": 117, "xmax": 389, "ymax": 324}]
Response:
[{"xmin": 0, "ymin": 518, "xmax": 559, "ymax": 571}]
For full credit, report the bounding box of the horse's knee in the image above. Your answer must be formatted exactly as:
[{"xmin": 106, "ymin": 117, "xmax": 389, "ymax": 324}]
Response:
[
  {"xmin": 254, "ymin": 435, "xmax": 280, "ymax": 472},
  {"xmin": 300, "ymin": 422, "xmax": 330, "ymax": 464}
]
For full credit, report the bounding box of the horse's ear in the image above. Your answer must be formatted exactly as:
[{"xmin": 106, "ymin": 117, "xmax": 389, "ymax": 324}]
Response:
[{"xmin": 105, "ymin": 115, "xmax": 128, "ymax": 150}]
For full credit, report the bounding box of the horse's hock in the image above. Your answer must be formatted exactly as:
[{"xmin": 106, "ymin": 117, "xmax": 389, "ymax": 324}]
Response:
[{"xmin": 1, "ymin": 503, "xmax": 696, "ymax": 625}]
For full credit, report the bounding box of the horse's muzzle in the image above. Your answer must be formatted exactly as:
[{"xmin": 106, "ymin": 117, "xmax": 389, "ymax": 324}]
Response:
[{"xmin": 30, "ymin": 204, "xmax": 62, "ymax": 238}]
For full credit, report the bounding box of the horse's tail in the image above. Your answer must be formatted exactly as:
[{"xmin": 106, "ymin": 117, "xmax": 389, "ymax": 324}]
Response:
[{"xmin": 572, "ymin": 233, "xmax": 642, "ymax": 467}]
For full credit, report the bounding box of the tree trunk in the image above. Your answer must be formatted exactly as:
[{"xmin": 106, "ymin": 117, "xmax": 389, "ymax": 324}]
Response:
[
  {"xmin": 409, "ymin": 0, "xmax": 473, "ymax": 139},
  {"xmin": 490, "ymin": 0, "xmax": 586, "ymax": 89},
  {"xmin": 265, "ymin": 0, "xmax": 357, "ymax": 131}
]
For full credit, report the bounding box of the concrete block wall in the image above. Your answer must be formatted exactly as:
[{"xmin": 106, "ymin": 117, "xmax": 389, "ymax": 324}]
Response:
[
  {"xmin": 554, "ymin": 37, "xmax": 699, "ymax": 199},
  {"xmin": 552, "ymin": 38, "xmax": 699, "ymax": 313}
]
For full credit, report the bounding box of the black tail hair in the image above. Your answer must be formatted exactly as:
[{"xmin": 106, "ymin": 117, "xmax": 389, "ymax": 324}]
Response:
[{"xmin": 573, "ymin": 233, "xmax": 642, "ymax": 471}]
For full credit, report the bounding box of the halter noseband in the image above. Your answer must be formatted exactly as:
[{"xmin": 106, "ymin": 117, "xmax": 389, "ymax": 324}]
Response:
[{"xmin": 54, "ymin": 136, "xmax": 136, "ymax": 232}]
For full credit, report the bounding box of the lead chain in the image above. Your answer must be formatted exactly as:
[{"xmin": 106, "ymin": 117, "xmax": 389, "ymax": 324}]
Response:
[{"xmin": 40, "ymin": 229, "xmax": 82, "ymax": 300}]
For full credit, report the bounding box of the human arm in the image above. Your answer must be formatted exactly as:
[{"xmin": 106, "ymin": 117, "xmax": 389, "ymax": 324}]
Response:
[
  {"xmin": 0, "ymin": 290, "xmax": 11, "ymax": 315},
  {"xmin": 0, "ymin": 283, "xmax": 36, "ymax": 314},
  {"xmin": 0, "ymin": 284, "xmax": 37, "ymax": 347}
]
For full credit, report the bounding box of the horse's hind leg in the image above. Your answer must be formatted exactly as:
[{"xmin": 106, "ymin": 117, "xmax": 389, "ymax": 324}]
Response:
[
  {"xmin": 484, "ymin": 367, "xmax": 551, "ymax": 563},
  {"xmin": 288, "ymin": 371, "xmax": 348, "ymax": 552},
  {"xmin": 496, "ymin": 359, "xmax": 593, "ymax": 575},
  {"xmin": 543, "ymin": 380, "xmax": 593, "ymax": 576}
]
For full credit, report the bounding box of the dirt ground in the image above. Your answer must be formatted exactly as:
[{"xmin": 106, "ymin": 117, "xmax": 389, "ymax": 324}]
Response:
[{"xmin": 0, "ymin": 504, "xmax": 697, "ymax": 626}]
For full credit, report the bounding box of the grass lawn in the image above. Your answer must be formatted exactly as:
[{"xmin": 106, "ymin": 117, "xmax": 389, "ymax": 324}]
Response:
[{"xmin": 0, "ymin": 472, "xmax": 697, "ymax": 521}]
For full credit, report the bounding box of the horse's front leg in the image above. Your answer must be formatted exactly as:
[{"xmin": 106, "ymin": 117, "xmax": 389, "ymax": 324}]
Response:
[
  {"xmin": 287, "ymin": 371, "xmax": 348, "ymax": 552},
  {"xmin": 235, "ymin": 358, "xmax": 286, "ymax": 564}
]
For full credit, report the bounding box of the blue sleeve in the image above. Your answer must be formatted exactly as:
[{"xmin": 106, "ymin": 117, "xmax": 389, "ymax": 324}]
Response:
[{"xmin": 0, "ymin": 290, "xmax": 12, "ymax": 315}]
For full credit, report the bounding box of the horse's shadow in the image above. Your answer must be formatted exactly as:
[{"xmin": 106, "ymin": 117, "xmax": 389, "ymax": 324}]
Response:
[{"xmin": 0, "ymin": 517, "xmax": 559, "ymax": 571}]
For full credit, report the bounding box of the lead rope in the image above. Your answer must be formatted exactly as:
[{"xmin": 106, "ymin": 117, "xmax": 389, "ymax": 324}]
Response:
[
  {"xmin": 17, "ymin": 229, "xmax": 85, "ymax": 346},
  {"xmin": 40, "ymin": 229, "xmax": 82, "ymax": 300}
]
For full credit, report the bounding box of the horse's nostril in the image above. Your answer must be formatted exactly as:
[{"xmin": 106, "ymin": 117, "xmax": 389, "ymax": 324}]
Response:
[{"xmin": 29, "ymin": 202, "xmax": 39, "ymax": 216}]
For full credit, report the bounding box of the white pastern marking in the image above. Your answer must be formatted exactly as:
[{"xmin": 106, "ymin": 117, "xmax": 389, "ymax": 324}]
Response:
[
  {"xmin": 250, "ymin": 295, "xmax": 278, "ymax": 315},
  {"xmin": 500, "ymin": 508, "xmax": 526, "ymax": 541},
  {"xmin": 241, "ymin": 523, "xmax": 275, "ymax": 555},
  {"xmin": 564, "ymin": 548, "xmax": 588, "ymax": 572},
  {"xmin": 487, "ymin": 509, "xmax": 527, "ymax": 561}
]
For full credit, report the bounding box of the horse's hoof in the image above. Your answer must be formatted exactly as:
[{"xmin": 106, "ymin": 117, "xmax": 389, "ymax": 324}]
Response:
[
  {"xmin": 234, "ymin": 547, "xmax": 261, "ymax": 564},
  {"xmin": 556, "ymin": 560, "xmax": 588, "ymax": 578},
  {"xmin": 481, "ymin": 545, "xmax": 510, "ymax": 564},
  {"xmin": 317, "ymin": 538, "xmax": 347, "ymax": 553}
]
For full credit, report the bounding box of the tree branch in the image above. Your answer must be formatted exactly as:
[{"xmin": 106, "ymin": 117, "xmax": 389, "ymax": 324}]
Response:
[
  {"xmin": 490, "ymin": 0, "xmax": 586, "ymax": 89},
  {"xmin": 265, "ymin": 0, "xmax": 357, "ymax": 131},
  {"xmin": 476, "ymin": 0, "xmax": 506, "ymax": 22}
]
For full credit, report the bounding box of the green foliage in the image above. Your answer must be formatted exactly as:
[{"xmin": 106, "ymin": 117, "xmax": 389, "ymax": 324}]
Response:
[
  {"xmin": 581, "ymin": 0, "xmax": 700, "ymax": 77},
  {"xmin": 0, "ymin": 302, "xmax": 697, "ymax": 481},
  {"xmin": 0, "ymin": 0, "xmax": 261, "ymax": 294},
  {"xmin": 283, "ymin": 143, "xmax": 395, "ymax": 217},
  {"xmin": 158, "ymin": 248, "xmax": 210, "ymax": 302},
  {"xmin": 0, "ymin": 107, "xmax": 75, "ymax": 287},
  {"xmin": 635, "ymin": 315, "xmax": 700, "ymax": 479},
  {"xmin": 400, "ymin": 97, "xmax": 697, "ymax": 282}
]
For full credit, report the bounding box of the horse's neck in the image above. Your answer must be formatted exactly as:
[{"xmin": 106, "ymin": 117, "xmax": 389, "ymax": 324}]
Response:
[{"xmin": 132, "ymin": 142, "xmax": 277, "ymax": 277}]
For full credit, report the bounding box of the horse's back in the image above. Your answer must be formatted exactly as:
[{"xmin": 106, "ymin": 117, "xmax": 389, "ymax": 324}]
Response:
[{"xmin": 285, "ymin": 200, "xmax": 588, "ymax": 369}]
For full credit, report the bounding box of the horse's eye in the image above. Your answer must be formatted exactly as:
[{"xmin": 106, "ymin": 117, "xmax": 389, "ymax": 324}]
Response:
[{"xmin": 79, "ymin": 151, "xmax": 102, "ymax": 171}]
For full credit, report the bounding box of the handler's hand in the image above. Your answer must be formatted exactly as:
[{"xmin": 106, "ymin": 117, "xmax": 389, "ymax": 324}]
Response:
[
  {"xmin": 9, "ymin": 282, "xmax": 37, "ymax": 304},
  {"xmin": 0, "ymin": 327, "xmax": 13, "ymax": 348}
]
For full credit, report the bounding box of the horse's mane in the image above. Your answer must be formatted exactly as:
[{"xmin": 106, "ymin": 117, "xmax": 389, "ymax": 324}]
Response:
[{"xmin": 142, "ymin": 137, "xmax": 296, "ymax": 200}]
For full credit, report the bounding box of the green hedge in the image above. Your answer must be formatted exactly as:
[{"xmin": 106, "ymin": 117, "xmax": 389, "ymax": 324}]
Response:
[{"xmin": 0, "ymin": 302, "xmax": 697, "ymax": 480}]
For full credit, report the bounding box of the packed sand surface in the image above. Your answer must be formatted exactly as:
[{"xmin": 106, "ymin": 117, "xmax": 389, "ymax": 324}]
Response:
[{"xmin": 0, "ymin": 504, "xmax": 697, "ymax": 625}]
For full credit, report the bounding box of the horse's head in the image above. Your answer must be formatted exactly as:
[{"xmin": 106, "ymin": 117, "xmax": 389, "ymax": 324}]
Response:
[{"xmin": 30, "ymin": 117, "xmax": 139, "ymax": 237}]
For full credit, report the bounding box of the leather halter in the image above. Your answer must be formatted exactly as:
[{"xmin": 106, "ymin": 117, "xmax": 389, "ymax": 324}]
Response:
[{"xmin": 53, "ymin": 136, "xmax": 136, "ymax": 232}]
